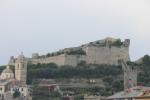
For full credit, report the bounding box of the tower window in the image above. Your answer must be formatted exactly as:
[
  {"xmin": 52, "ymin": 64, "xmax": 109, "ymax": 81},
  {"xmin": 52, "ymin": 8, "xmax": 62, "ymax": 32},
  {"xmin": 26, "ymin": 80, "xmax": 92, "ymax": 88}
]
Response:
[
  {"xmin": 21, "ymin": 88, "xmax": 23, "ymax": 91},
  {"xmin": 18, "ymin": 64, "xmax": 19, "ymax": 69},
  {"xmin": 22, "ymin": 64, "xmax": 24, "ymax": 68}
]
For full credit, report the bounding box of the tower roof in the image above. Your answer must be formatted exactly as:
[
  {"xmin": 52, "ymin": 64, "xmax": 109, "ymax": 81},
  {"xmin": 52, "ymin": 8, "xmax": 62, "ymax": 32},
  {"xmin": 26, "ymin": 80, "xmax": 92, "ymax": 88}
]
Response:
[{"xmin": 17, "ymin": 52, "xmax": 25, "ymax": 61}]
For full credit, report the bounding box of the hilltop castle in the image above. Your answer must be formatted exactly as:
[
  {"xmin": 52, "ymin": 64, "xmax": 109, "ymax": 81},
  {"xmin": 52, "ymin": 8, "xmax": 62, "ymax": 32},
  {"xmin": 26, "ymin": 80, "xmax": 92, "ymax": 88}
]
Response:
[{"xmin": 9, "ymin": 37, "xmax": 130, "ymax": 66}]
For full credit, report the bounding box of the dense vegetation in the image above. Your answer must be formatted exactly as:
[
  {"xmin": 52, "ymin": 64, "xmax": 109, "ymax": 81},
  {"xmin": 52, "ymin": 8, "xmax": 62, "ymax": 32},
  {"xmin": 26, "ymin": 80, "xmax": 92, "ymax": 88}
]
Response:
[
  {"xmin": 0, "ymin": 65, "xmax": 15, "ymax": 74},
  {"xmin": 27, "ymin": 63, "xmax": 122, "ymax": 85},
  {"xmin": 32, "ymin": 81, "xmax": 84, "ymax": 100},
  {"xmin": 27, "ymin": 55, "xmax": 150, "ymax": 86},
  {"xmin": 138, "ymin": 55, "xmax": 150, "ymax": 86},
  {"xmin": 0, "ymin": 55, "xmax": 149, "ymax": 100},
  {"xmin": 29, "ymin": 63, "xmax": 123, "ymax": 100},
  {"xmin": 90, "ymin": 39, "xmax": 124, "ymax": 47},
  {"xmin": 142, "ymin": 55, "xmax": 150, "ymax": 65},
  {"xmin": 13, "ymin": 90, "xmax": 21, "ymax": 98},
  {"xmin": 29, "ymin": 55, "xmax": 150, "ymax": 100},
  {"xmin": 112, "ymin": 39, "xmax": 123, "ymax": 47},
  {"xmin": 0, "ymin": 65, "xmax": 6, "ymax": 73},
  {"xmin": 32, "ymin": 84, "xmax": 61, "ymax": 100},
  {"xmin": 44, "ymin": 48, "xmax": 86, "ymax": 58}
]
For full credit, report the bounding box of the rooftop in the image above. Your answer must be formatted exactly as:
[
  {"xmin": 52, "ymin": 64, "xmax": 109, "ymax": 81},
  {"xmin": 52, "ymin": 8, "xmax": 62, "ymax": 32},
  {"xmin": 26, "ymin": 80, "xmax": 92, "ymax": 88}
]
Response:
[
  {"xmin": 106, "ymin": 86, "xmax": 150, "ymax": 99},
  {"xmin": 0, "ymin": 80, "xmax": 12, "ymax": 86}
]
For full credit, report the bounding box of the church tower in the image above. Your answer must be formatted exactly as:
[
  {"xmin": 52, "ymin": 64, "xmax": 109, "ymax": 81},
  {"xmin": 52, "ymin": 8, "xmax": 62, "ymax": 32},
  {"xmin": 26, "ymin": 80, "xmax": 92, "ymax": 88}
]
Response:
[{"xmin": 15, "ymin": 52, "xmax": 27, "ymax": 84}]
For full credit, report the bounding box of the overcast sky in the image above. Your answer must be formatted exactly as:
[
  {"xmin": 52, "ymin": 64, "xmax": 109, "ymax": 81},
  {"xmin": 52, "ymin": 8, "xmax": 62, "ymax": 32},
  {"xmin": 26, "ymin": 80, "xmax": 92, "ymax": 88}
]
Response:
[{"xmin": 0, "ymin": 0, "xmax": 150, "ymax": 65}]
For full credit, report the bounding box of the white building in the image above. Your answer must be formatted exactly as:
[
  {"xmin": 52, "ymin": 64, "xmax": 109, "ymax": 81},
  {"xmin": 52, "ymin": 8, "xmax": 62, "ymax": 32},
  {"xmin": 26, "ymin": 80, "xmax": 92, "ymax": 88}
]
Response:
[
  {"xmin": 10, "ymin": 83, "xmax": 29, "ymax": 97},
  {"xmin": 0, "ymin": 80, "xmax": 12, "ymax": 99}
]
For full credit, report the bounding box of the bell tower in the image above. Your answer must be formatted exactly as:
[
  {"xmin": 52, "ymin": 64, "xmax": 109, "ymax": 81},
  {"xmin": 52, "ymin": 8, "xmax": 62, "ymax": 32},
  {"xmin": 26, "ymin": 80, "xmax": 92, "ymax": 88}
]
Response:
[{"xmin": 15, "ymin": 52, "xmax": 27, "ymax": 84}]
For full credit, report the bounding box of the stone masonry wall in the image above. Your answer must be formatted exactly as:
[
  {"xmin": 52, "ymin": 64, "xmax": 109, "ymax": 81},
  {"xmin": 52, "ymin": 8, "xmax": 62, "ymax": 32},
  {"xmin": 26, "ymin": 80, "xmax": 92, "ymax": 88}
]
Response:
[
  {"xmin": 83, "ymin": 46, "xmax": 129, "ymax": 65},
  {"xmin": 27, "ymin": 45, "xmax": 129, "ymax": 66},
  {"xmin": 9, "ymin": 38, "xmax": 130, "ymax": 66},
  {"xmin": 30, "ymin": 54, "xmax": 66, "ymax": 66},
  {"xmin": 27, "ymin": 54, "xmax": 87, "ymax": 66}
]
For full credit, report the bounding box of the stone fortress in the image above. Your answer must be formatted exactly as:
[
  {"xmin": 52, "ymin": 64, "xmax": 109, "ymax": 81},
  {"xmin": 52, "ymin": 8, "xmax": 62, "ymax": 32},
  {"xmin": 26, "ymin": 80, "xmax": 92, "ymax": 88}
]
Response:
[{"xmin": 9, "ymin": 37, "xmax": 130, "ymax": 66}]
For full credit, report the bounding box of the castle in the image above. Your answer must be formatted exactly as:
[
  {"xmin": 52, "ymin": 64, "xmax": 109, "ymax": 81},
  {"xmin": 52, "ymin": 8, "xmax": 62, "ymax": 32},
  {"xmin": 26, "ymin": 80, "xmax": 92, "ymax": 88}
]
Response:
[{"xmin": 9, "ymin": 37, "xmax": 130, "ymax": 66}]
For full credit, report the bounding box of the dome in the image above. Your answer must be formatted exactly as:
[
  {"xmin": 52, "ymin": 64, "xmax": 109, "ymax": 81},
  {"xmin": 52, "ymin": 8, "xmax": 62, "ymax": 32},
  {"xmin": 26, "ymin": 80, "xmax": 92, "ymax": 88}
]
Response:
[
  {"xmin": 2, "ymin": 66, "xmax": 13, "ymax": 74},
  {"xmin": 1, "ymin": 66, "xmax": 14, "ymax": 80}
]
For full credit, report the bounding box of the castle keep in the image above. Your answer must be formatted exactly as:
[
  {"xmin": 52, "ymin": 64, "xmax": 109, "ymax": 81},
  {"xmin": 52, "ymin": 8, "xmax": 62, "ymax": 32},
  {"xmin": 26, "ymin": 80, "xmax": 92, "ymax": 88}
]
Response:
[{"xmin": 9, "ymin": 37, "xmax": 130, "ymax": 66}]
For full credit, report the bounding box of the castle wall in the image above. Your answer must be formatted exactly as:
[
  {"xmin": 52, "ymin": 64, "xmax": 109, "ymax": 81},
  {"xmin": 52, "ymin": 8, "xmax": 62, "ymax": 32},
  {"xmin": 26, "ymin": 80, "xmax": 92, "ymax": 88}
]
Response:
[
  {"xmin": 30, "ymin": 54, "xmax": 66, "ymax": 66},
  {"xmin": 9, "ymin": 46, "xmax": 130, "ymax": 66},
  {"xmin": 64, "ymin": 55, "xmax": 87, "ymax": 66},
  {"xmin": 28, "ymin": 54, "xmax": 87, "ymax": 66},
  {"xmin": 64, "ymin": 55, "xmax": 78, "ymax": 66},
  {"xmin": 9, "ymin": 38, "xmax": 130, "ymax": 67},
  {"xmin": 83, "ymin": 46, "xmax": 130, "ymax": 65}
]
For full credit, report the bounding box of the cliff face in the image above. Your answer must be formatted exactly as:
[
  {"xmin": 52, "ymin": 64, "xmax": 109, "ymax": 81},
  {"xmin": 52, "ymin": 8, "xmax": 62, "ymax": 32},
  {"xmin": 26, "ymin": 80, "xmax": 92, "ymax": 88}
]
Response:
[{"xmin": 9, "ymin": 37, "xmax": 130, "ymax": 66}]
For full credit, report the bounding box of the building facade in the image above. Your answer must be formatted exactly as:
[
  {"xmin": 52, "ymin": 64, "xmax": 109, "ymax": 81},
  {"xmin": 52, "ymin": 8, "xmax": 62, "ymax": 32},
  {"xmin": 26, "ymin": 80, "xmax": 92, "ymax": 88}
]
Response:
[
  {"xmin": 15, "ymin": 53, "xmax": 27, "ymax": 84},
  {"xmin": 0, "ymin": 53, "xmax": 31, "ymax": 100}
]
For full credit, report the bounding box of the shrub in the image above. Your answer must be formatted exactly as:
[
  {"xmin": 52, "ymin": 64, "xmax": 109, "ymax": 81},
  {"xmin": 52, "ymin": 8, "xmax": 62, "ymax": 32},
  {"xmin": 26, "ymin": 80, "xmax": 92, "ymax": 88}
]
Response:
[
  {"xmin": 143, "ymin": 55, "xmax": 150, "ymax": 65},
  {"xmin": 13, "ymin": 90, "xmax": 20, "ymax": 98},
  {"xmin": 112, "ymin": 39, "xmax": 123, "ymax": 47}
]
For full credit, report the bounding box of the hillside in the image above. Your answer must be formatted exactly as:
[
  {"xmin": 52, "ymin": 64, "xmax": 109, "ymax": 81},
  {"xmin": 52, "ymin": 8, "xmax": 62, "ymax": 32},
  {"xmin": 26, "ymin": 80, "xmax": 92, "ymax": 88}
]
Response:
[
  {"xmin": 27, "ymin": 55, "xmax": 150, "ymax": 100},
  {"xmin": 28, "ymin": 55, "xmax": 150, "ymax": 100},
  {"xmin": 0, "ymin": 55, "xmax": 150, "ymax": 100}
]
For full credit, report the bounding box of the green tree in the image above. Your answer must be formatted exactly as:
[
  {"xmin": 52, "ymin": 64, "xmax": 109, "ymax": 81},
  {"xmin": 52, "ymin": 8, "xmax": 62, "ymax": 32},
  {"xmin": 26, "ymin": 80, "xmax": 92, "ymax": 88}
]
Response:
[
  {"xmin": 74, "ymin": 95, "xmax": 84, "ymax": 100},
  {"xmin": 112, "ymin": 39, "xmax": 123, "ymax": 46},
  {"xmin": 13, "ymin": 90, "xmax": 21, "ymax": 98},
  {"xmin": 143, "ymin": 55, "xmax": 150, "ymax": 65}
]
